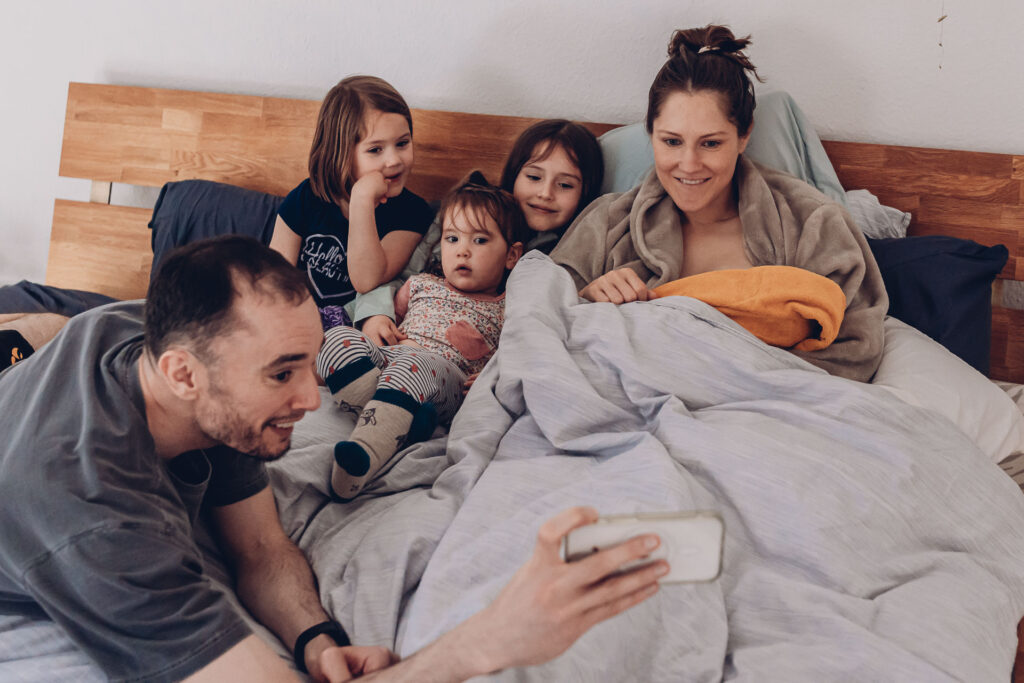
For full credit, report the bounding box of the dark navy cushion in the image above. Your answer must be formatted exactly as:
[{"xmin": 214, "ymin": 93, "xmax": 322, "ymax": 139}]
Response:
[
  {"xmin": 868, "ymin": 236, "xmax": 1008, "ymax": 376},
  {"xmin": 148, "ymin": 180, "xmax": 284, "ymax": 279}
]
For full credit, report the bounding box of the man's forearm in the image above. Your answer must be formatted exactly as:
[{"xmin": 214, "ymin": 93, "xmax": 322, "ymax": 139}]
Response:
[{"xmin": 233, "ymin": 537, "xmax": 334, "ymax": 672}]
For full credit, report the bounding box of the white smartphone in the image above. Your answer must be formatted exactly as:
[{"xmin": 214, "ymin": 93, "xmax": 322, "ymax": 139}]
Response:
[{"xmin": 561, "ymin": 511, "xmax": 724, "ymax": 583}]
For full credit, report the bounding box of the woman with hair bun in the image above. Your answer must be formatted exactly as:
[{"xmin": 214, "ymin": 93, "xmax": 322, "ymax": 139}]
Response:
[{"xmin": 551, "ymin": 25, "xmax": 887, "ymax": 382}]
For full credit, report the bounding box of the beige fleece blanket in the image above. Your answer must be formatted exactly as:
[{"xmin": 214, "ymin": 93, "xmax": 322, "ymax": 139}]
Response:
[{"xmin": 551, "ymin": 157, "xmax": 887, "ymax": 381}]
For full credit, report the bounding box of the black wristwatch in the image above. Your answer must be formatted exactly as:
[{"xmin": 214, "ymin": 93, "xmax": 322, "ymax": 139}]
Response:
[{"xmin": 293, "ymin": 620, "xmax": 351, "ymax": 674}]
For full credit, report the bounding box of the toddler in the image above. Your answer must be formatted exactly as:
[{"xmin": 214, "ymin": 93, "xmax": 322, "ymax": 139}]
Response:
[{"xmin": 316, "ymin": 172, "xmax": 527, "ymax": 501}]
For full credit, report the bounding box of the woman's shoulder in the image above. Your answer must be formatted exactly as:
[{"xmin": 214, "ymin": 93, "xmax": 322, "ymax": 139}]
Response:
[
  {"xmin": 551, "ymin": 180, "xmax": 654, "ymax": 260},
  {"xmin": 740, "ymin": 157, "xmax": 854, "ymax": 234},
  {"xmin": 744, "ymin": 158, "xmax": 837, "ymax": 212}
]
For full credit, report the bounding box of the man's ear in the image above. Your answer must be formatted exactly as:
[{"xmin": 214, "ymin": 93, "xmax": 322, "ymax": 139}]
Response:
[
  {"xmin": 505, "ymin": 242, "xmax": 524, "ymax": 270},
  {"xmin": 157, "ymin": 348, "xmax": 206, "ymax": 401}
]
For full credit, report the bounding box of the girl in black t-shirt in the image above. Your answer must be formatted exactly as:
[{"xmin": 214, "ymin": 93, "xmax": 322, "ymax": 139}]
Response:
[{"xmin": 270, "ymin": 76, "xmax": 433, "ymax": 330}]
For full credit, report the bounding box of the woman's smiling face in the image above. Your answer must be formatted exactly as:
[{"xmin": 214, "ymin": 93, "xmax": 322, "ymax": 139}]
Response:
[{"xmin": 651, "ymin": 90, "xmax": 750, "ymax": 224}]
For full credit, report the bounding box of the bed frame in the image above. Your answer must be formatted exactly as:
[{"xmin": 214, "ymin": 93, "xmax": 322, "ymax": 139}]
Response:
[{"xmin": 39, "ymin": 81, "xmax": 1024, "ymax": 680}]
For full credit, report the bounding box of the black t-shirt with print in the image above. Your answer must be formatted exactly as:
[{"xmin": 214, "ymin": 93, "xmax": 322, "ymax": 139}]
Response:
[{"xmin": 278, "ymin": 179, "xmax": 434, "ymax": 308}]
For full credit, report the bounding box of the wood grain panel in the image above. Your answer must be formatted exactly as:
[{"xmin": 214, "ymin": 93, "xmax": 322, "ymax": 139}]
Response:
[
  {"xmin": 823, "ymin": 140, "xmax": 1014, "ymax": 177},
  {"xmin": 911, "ymin": 197, "xmax": 1024, "ymax": 280},
  {"xmin": 60, "ymin": 83, "xmax": 313, "ymax": 196},
  {"xmin": 831, "ymin": 167, "xmax": 1021, "ymax": 204},
  {"xmin": 46, "ymin": 200, "xmax": 153, "ymax": 300},
  {"xmin": 59, "ymin": 83, "xmax": 618, "ymax": 202},
  {"xmin": 915, "ymin": 196, "xmax": 1024, "ymax": 231},
  {"xmin": 868, "ymin": 193, "xmax": 920, "ymax": 215}
]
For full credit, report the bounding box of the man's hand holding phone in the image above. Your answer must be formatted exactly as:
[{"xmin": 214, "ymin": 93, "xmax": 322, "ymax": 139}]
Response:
[
  {"xmin": 458, "ymin": 507, "xmax": 668, "ymax": 673},
  {"xmin": 562, "ymin": 511, "xmax": 724, "ymax": 584}
]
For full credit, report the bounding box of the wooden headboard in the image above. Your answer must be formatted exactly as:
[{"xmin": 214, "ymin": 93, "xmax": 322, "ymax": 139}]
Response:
[
  {"xmin": 47, "ymin": 82, "xmax": 1024, "ymax": 381},
  {"xmin": 821, "ymin": 140, "xmax": 1024, "ymax": 381}
]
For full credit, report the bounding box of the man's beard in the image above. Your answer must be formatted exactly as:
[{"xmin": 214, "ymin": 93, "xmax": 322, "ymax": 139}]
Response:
[{"xmin": 197, "ymin": 397, "xmax": 291, "ymax": 462}]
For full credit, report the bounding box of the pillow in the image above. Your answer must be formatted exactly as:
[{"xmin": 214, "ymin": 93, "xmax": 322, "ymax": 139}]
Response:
[
  {"xmin": 872, "ymin": 317, "xmax": 1024, "ymax": 463},
  {"xmin": 148, "ymin": 179, "xmax": 284, "ymax": 277},
  {"xmin": 597, "ymin": 121, "xmax": 653, "ymax": 195},
  {"xmin": 868, "ymin": 236, "xmax": 1008, "ymax": 375},
  {"xmin": 844, "ymin": 189, "xmax": 910, "ymax": 239}
]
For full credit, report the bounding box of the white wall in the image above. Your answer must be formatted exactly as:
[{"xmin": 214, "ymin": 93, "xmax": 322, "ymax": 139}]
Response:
[{"xmin": 2, "ymin": 0, "xmax": 1021, "ymax": 285}]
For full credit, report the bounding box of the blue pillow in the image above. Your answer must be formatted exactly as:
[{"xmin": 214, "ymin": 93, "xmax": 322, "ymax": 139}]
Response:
[
  {"xmin": 148, "ymin": 180, "xmax": 284, "ymax": 279},
  {"xmin": 868, "ymin": 236, "xmax": 1008, "ymax": 376}
]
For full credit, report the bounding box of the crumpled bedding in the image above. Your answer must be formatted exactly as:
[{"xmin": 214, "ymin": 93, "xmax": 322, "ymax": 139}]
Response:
[
  {"xmin": 3, "ymin": 253, "xmax": 1021, "ymax": 680},
  {"xmin": 269, "ymin": 252, "xmax": 1024, "ymax": 681}
]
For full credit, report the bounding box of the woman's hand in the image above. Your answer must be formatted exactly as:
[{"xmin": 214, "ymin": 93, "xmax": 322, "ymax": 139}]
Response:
[
  {"xmin": 361, "ymin": 316, "xmax": 407, "ymax": 346},
  {"xmin": 350, "ymin": 171, "xmax": 391, "ymax": 208},
  {"xmin": 579, "ymin": 268, "xmax": 651, "ymax": 304}
]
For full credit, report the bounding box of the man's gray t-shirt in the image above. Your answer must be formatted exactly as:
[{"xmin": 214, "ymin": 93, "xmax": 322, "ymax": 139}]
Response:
[{"xmin": 0, "ymin": 301, "xmax": 269, "ymax": 682}]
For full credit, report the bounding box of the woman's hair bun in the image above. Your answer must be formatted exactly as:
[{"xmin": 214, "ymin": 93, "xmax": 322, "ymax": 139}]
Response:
[
  {"xmin": 668, "ymin": 24, "xmax": 752, "ymax": 59},
  {"xmin": 646, "ymin": 24, "xmax": 763, "ymax": 137}
]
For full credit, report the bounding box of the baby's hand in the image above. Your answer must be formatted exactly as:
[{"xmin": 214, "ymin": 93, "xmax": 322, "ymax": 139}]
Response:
[
  {"xmin": 351, "ymin": 171, "xmax": 391, "ymax": 207},
  {"xmin": 463, "ymin": 372, "xmax": 480, "ymax": 395},
  {"xmin": 361, "ymin": 316, "xmax": 407, "ymax": 346}
]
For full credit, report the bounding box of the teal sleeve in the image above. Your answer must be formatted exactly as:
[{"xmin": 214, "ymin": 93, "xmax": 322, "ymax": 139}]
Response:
[{"xmin": 347, "ymin": 282, "xmax": 400, "ymax": 325}]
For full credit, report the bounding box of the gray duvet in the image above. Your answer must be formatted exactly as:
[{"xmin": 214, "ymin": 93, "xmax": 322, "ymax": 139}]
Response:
[{"xmin": 270, "ymin": 253, "xmax": 1024, "ymax": 681}]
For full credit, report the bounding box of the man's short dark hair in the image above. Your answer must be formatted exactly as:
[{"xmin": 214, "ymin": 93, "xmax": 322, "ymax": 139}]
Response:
[{"xmin": 144, "ymin": 235, "xmax": 311, "ymax": 360}]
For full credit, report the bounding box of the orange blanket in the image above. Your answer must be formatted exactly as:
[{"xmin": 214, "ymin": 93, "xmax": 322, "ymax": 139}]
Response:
[{"xmin": 651, "ymin": 266, "xmax": 846, "ymax": 350}]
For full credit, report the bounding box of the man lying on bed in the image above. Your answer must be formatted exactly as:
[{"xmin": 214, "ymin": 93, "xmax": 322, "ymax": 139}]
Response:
[{"xmin": 0, "ymin": 235, "xmax": 666, "ymax": 683}]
